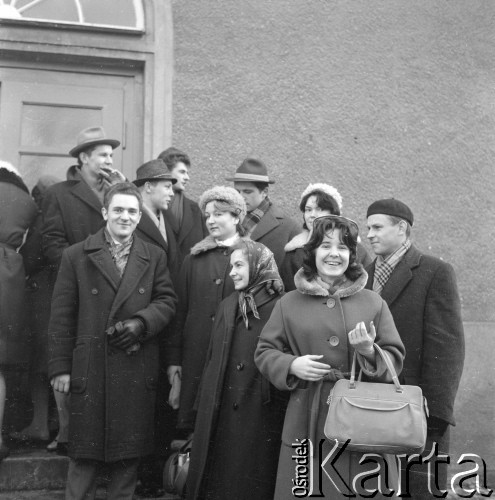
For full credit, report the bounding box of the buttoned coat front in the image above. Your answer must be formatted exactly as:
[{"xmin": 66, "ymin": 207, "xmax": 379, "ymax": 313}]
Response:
[
  {"xmin": 255, "ymin": 270, "xmax": 405, "ymax": 499},
  {"xmin": 47, "ymin": 229, "xmax": 177, "ymax": 462},
  {"xmin": 365, "ymin": 245, "xmax": 465, "ymax": 426}
]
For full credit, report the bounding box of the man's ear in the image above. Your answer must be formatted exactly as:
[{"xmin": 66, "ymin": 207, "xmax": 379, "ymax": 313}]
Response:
[
  {"xmin": 398, "ymin": 219, "xmax": 407, "ymax": 235},
  {"xmin": 101, "ymin": 207, "xmax": 108, "ymax": 221},
  {"xmin": 261, "ymin": 187, "xmax": 269, "ymax": 199}
]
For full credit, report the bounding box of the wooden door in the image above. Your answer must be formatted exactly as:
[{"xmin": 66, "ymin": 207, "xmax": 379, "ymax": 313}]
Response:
[{"xmin": 0, "ymin": 66, "xmax": 142, "ymax": 190}]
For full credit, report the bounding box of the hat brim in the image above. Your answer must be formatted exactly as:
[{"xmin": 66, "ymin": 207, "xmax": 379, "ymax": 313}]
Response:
[
  {"xmin": 133, "ymin": 177, "xmax": 177, "ymax": 187},
  {"xmin": 225, "ymin": 175, "xmax": 275, "ymax": 184},
  {"xmin": 69, "ymin": 139, "xmax": 121, "ymax": 158}
]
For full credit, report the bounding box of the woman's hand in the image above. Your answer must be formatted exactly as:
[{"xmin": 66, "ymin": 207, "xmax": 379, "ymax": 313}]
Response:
[
  {"xmin": 348, "ymin": 321, "xmax": 376, "ymax": 356},
  {"xmin": 289, "ymin": 355, "xmax": 331, "ymax": 381}
]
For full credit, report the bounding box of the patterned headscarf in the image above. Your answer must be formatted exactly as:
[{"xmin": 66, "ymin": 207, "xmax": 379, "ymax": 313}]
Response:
[{"xmin": 234, "ymin": 240, "xmax": 282, "ymax": 328}]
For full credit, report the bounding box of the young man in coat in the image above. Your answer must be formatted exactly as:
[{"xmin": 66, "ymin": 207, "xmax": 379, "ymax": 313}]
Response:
[
  {"xmin": 226, "ymin": 157, "xmax": 300, "ymax": 268},
  {"xmin": 158, "ymin": 147, "xmax": 208, "ymax": 265},
  {"xmin": 48, "ymin": 182, "xmax": 177, "ymax": 500},
  {"xmin": 365, "ymin": 198, "xmax": 465, "ymax": 498}
]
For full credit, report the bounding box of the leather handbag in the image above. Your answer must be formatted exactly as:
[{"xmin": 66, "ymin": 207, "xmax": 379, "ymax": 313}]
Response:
[
  {"xmin": 324, "ymin": 344, "xmax": 428, "ymax": 455},
  {"xmin": 163, "ymin": 437, "xmax": 192, "ymax": 498}
]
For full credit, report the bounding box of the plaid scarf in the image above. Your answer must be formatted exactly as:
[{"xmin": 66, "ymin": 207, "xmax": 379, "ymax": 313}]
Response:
[
  {"xmin": 373, "ymin": 239, "xmax": 411, "ymax": 294},
  {"xmin": 104, "ymin": 229, "xmax": 133, "ymax": 278},
  {"xmin": 241, "ymin": 197, "xmax": 271, "ymax": 235}
]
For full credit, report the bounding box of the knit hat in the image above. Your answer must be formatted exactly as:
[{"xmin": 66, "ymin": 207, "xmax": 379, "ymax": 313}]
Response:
[
  {"xmin": 199, "ymin": 186, "xmax": 247, "ymax": 220},
  {"xmin": 300, "ymin": 183, "xmax": 343, "ymax": 211},
  {"xmin": 367, "ymin": 198, "xmax": 414, "ymax": 226}
]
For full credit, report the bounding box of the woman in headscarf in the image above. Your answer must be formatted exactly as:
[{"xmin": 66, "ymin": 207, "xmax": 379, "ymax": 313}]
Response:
[
  {"xmin": 187, "ymin": 240, "xmax": 287, "ymax": 500},
  {"xmin": 280, "ymin": 183, "xmax": 372, "ymax": 291},
  {"xmin": 0, "ymin": 160, "xmax": 37, "ymax": 459},
  {"xmin": 255, "ymin": 215, "xmax": 405, "ymax": 499}
]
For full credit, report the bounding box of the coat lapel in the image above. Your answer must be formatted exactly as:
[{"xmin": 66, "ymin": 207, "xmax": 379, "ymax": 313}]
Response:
[
  {"xmin": 109, "ymin": 237, "xmax": 151, "ymax": 320},
  {"xmin": 380, "ymin": 245, "xmax": 422, "ymax": 306},
  {"xmin": 178, "ymin": 198, "xmax": 195, "ymax": 245},
  {"xmin": 70, "ymin": 179, "xmax": 103, "ymax": 215},
  {"xmin": 137, "ymin": 212, "xmax": 168, "ymax": 252},
  {"xmin": 85, "ymin": 232, "xmax": 120, "ymax": 291},
  {"xmin": 250, "ymin": 209, "xmax": 279, "ymax": 241}
]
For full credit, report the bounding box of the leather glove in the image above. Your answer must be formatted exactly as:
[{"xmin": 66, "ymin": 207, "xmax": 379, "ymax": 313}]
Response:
[{"xmin": 107, "ymin": 318, "xmax": 145, "ymax": 350}]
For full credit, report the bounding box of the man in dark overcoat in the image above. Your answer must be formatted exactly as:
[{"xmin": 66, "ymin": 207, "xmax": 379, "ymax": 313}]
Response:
[
  {"xmin": 226, "ymin": 158, "xmax": 300, "ymax": 267},
  {"xmin": 158, "ymin": 147, "xmax": 208, "ymax": 266},
  {"xmin": 365, "ymin": 198, "xmax": 465, "ymax": 498},
  {"xmin": 48, "ymin": 183, "xmax": 177, "ymax": 500}
]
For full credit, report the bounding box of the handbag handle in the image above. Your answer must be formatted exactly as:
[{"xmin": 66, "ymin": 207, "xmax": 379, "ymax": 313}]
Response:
[{"xmin": 349, "ymin": 344, "xmax": 403, "ymax": 393}]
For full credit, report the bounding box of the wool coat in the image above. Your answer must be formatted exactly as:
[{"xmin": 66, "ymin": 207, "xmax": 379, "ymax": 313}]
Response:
[
  {"xmin": 249, "ymin": 202, "xmax": 300, "ymax": 268},
  {"xmin": 281, "ymin": 230, "xmax": 373, "ymax": 291},
  {"xmin": 41, "ymin": 173, "xmax": 105, "ymax": 267},
  {"xmin": 255, "ymin": 270, "xmax": 405, "ymax": 499},
  {"xmin": 0, "ymin": 177, "xmax": 37, "ymax": 365},
  {"xmin": 163, "ymin": 195, "xmax": 208, "ymax": 266},
  {"xmin": 172, "ymin": 235, "xmax": 250, "ymax": 430},
  {"xmin": 47, "ymin": 228, "xmax": 177, "ymax": 462},
  {"xmin": 187, "ymin": 289, "xmax": 288, "ymax": 500},
  {"xmin": 365, "ymin": 245, "xmax": 465, "ymax": 427}
]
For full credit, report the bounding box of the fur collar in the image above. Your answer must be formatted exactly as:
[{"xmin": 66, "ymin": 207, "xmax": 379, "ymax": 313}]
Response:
[
  {"xmin": 294, "ymin": 268, "xmax": 368, "ymax": 298},
  {"xmin": 190, "ymin": 234, "xmax": 250, "ymax": 255},
  {"xmin": 284, "ymin": 230, "xmax": 308, "ymax": 252}
]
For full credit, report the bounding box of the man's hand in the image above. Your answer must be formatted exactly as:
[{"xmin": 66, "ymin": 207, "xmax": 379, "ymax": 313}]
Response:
[
  {"xmin": 107, "ymin": 318, "xmax": 145, "ymax": 350},
  {"xmin": 51, "ymin": 374, "xmax": 71, "ymax": 394},
  {"xmin": 99, "ymin": 167, "xmax": 126, "ymax": 190},
  {"xmin": 289, "ymin": 355, "xmax": 331, "ymax": 381},
  {"xmin": 167, "ymin": 365, "xmax": 182, "ymax": 385}
]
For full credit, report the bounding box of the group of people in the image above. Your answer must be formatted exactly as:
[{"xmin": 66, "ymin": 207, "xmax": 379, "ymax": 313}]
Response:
[{"xmin": 0, "ymin": 125, "xmax": 465, "ymax": 500}]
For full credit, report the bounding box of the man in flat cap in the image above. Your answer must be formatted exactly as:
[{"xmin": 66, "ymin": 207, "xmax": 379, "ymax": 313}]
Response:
[
  {"xmin": 227, "ymin": 158, "xmax": 299, "ymax": 267},
  {"xmin": 40, "ymin": 126, "xmax": 125, "ymax": 451},
  {"xmin": 365, "ymin": 198, "xmax": 465, "ymax": 498},
  {"xmin": 158, "ymin": 147, "xmax": 207, "ymax": 266}
]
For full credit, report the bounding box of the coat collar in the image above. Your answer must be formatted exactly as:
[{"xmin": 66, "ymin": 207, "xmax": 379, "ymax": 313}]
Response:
[
  {"xmin": 294, "ymin": 268, "xmax": 368, "ymax": 298},
  {"xmin": 69, "ymin": 175, "xmax": 102, "ymax": 214},
  {"xmin": 250, "ymin": 203, "xmax": 283, "ymax": 241},
  {"xmin": 284, "ymin": 230, "xmax": 308, "ymax": 252},
  {"xmin": 137, "ymin": 211, "xmax": 168, "ymax": 251},
  {"xmin": 190, "ymin": 234, "xmax": 250, "ymax": 255},
  {"xmin": 367, "ymin": 244, "xmax": 422, "ymax": 305}
]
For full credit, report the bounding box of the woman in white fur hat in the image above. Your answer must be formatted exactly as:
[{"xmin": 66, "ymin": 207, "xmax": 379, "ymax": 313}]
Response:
[{"xmin": 280, "ymin": 183, "xmax": 372, "ymax": 291}]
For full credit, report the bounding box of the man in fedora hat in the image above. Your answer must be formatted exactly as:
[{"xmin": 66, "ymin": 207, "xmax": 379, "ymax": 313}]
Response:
[
  {"xmin": 40, "ymin": 126, "xmax": 125, "ymax": 452},
  {"xmin": 365, "ymin": 198, "xmax": 465, "ymax": 498},
  {"xmin": 133, "ymin": 159, "xmax": 179, "ymax": 283},
  {"xmin": 157, "ymin": 147, "xmax": 207, "ymax": 266},
  {"xmin": 227, "ymin": 158, "xmax": 299, "ymax": 267}
]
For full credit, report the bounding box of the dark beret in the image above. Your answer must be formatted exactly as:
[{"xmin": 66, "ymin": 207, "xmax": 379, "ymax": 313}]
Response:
[{"xmin": 367, "ymin": 198, "xmax": 414, "ymax": 226}]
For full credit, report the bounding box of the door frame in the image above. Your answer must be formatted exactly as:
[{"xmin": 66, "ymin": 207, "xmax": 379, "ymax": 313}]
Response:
[{"xmin": 0, "ymin": 0, "xmax": 173, "ymax": 164}]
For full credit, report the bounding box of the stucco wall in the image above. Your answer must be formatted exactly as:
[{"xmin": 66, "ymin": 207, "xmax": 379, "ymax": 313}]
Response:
[{"xmin": 171, "ymin": 0, "xmax": 495, "ymax": 322}]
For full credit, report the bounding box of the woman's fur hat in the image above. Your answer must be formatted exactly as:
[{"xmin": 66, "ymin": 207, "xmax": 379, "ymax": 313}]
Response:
[{"xmin": 199, "ymin": 185, "xmax": 247, "ymax": 220}]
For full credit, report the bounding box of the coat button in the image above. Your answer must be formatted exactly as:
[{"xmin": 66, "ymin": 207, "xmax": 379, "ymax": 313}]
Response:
[
  {"xmin": 329, "ymin": 336, "xmax": 340, "ymax": 347},
  {"xmin": 223, "ymin": 250, "xmax": 229, "ymax": 256},
  {"xmin": 211, "ymin": 315, "xmax": 215, "ymax": 321},
  {"xmin": 232, "ymin": 403, "xmax": 239, "ymax": 410},
  {"xmin": 236, "ymin": 363, "xmax": 244, "ymax": 371},
  {"xmin": 138, "ymin": 288, "xmax": 145, "ymax": 294},
  {"xmin": 215, "ymin": 278, "xmax": 223, "ymax": 285},
  {"xmin": 326, "ymin": 298, "xmax": 336, "ymax": 308},
  {"xmin": 91, "ymin": 288, "xmax": 98, "ymax": 295}
]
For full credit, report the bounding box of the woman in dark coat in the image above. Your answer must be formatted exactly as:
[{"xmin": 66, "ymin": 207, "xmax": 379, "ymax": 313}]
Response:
[
  {"xmin": 280, "ymin": 183, "xmax": 372, "ymax": 291},
  {"xmin": 171, "ymin": 186, "xmax": 248, "ymax": 432},
  {"xmin": 0, "ymin": 161, "xmax": 37, "ymax": 458},
  {"xmin": 255, "ymin": 215, "xmax": 405, "ymax": 499},
  {"xmin": 187, "ymin": 240, "xmax": 287, "ymax": 500}
]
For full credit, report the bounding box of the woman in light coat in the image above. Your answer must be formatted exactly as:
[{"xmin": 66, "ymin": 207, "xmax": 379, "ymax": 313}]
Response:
[{"xmin": 255, "ymin": 215, "xmax": 405, "ymax": 499}]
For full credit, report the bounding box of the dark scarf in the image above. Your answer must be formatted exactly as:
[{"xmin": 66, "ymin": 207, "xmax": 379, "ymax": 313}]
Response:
[
  {"xmin": 0, "ymin": 167, "xmax": 29, "ymax": 194},
  {"xmin": 237, "ymin": 240, "xmax": 282, "ymax": 328},
  {"xmin": 241, "ymin": 197, "xmax": 271, "ymax": 235}
]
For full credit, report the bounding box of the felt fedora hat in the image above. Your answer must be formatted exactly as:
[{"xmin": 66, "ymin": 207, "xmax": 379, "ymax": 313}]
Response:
[
  {"xmin": 225, "ymin": 158, "xmax": 275, "ymax": 184},
  {"xmin": 133, "ymin": 159, "xmax": 177, "ymax": 187},
  {"xmin": 69, "ymin": 126, "xmax": 121, "ymax": 157}
]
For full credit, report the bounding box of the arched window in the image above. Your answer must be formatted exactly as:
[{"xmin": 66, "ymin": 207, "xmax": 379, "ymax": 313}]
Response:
[{"xmin": 0, "ymin": 0, "xmax": 144, "ymax": 31}]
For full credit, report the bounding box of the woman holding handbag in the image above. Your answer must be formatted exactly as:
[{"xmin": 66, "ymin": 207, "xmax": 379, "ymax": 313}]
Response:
[
  {"xmin": 187, "ymin": 240, "xmax": 287, "ymax": 500},
  {"xmin": 255, "ymin": 215, "xmax": 405, "ymax": 499}
]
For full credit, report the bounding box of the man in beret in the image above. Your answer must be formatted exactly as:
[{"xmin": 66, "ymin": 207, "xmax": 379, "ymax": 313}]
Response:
[
  {"xmin": 227, "ymin": 158, "xmax": 299, "ymax": 268},
  {"xmin": 365, "ymin": 198, "xmax": 465, "ymax": 498},
  {"xmin": 158, "ymin": 147, "xmax": 207, "ymax": 266}
]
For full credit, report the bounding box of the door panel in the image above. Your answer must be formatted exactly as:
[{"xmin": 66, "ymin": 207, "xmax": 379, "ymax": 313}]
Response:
[{"xmin": 0, "ymin": 67, "xmax": 141, "ymax": 190}]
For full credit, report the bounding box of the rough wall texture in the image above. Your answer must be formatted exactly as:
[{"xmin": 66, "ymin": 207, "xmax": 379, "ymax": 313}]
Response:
[{"xmin": 171, "ymin": 0, "xmax": 495, "ymax": 322}]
